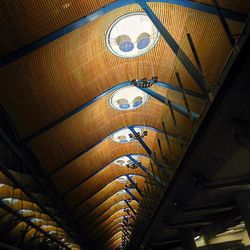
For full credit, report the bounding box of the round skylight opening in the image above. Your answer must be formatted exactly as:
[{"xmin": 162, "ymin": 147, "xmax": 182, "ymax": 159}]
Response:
[
  {"xmin": 106, "ymin": 12, "xmax": 160, "ymax": 58},
  {"xmin": 117, "ymin": 176, "xmax": 128, "ymax": 183},
  {"xmin": 117, "ymin": 190, "xmax": 127, "ymax": 196},
  {"xmin": 114, "ymin": 155, "xmax": 139, "ymax": 167},
  {"xmin": 109, "ymin": 86, "xmax": 149, "ymax": 111},
  {"xmin": 18, "ymin": 209, "xmax": 34, "ymax": 216},
  {"xmin": 2, "ymin": 198, "xmax": 19, "ymax": 205},
  {"xmin": 31, "ymin": 218, "xmax": 44, "ymax": 223},
  {"xmin": 117, "ymin": 174, "xmax": 136, "ymax": 183},
  {"xmin": 112, "ymin": 127, "xmax": 142, "ymax": 143}
]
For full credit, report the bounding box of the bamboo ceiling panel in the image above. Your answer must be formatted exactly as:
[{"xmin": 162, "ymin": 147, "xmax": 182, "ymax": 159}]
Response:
[
  {"xmin": 64, "ymin": 164, "xmax": 147, "ymax": 205},
  {"xmin": 99, "ymin": 225, "xmax": 125, "ymax": 243},
  {"xmin": 30, "ymin": 85, "xmax": 202, "ymax": 172},
  {"xmin": 93, "ymin": 224, "xmax": 125, "ymax": 242},
  {"xmin": 0, "ymin": 3, "xmax": 242, "ymax": 138},
  {"xmin": 87, "ymin": 202, "xmax": 138, "ymax": 229},
  {"xmin": 74, "ymin": 178, "xmax": 144, "ymax": 216},
  {"xmin": 92, "ymin": 211, "xmax": 128, "ymax": 234},
  {"xmin": 0, "ymin": 0, "xmax": 115, "ymax": 56},
  {"xmin": 82, "ymin": 195, "xmax": 138, "ymax": 223},
  {"xmin": 51, "ymin": 134, "xmax": 159, "ymax": 192},
  {"xmin": 77, "ymin": 189, "xmax": 139, "ymax": 219},
  {"xmin": 101, "ymin": 229, "xmax": 124, "ymax": 244},
  {"xmin": 194, "ymin": 0, "xmax": 250, "ymax": 14}
]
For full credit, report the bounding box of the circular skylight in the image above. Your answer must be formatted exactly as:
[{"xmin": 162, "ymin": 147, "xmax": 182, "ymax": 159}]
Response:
[
  {"xmin": 18, "ymin": 209, "xmax": 34, "ymax": 215},
  {"xmin": 109, "ymin": 86, "xmax": 149, "ymax": 111},
  {"xmin": 2, "ymin": 198, "xmax": 19, "ymax": 205},
  {"xmin": 114, "ymin": 155, "xmax": 139, "ymax": 167},
  {"xmin": 31, "ymin": 218, "xmax": 45, "ymax": 223},
  {"xmin": 117, "ymin": 190, "xmax": 127, "ymax": 196},
  {"xmin": 106, "ymin": 12, "xmax": 160, "ymax": 58},
  {"xmin": 117, "ymin": 176, "xmax": 128, "ymax": 183},
  {"xmin": 112, "ymin": 127, "xmax": 143, "ymax": 143}
]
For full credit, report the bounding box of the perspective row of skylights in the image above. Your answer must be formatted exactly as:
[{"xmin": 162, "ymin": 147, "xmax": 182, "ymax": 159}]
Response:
[
  {"xmin": 105, "ymin": 12, "xmax": 158, "ymax": 248},
  {"xmin": 0, "ymin": 183, "xmax": 77, "ymax": 248}
]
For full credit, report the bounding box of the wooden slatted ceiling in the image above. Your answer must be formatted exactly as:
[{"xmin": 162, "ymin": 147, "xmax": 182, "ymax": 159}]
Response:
[
  {"xmin": 0, "ymin": 0, "xmax": 115, "ymax": 56},
  {"xmin": 194, "ymin": 0, "xmax": 250, "ymax": 14},
  {"xmin": 84, "ymin": 195, "xmax": 137, "ymax": 224},
  {"xmin": 63, "ymin": 159, "xmax": 149, "ymax": 203},
  {"xmin": 94, "ymin": 212, "xmax": 129, "ymax": 235},
  {"xmin": 51, "ymin": 132, "xmax": 158, "ymax": 189},
  {"xmin": 0, "ymin": 2, "xmax": 248, "ymax": 248},
  {"xmin": 30, "ymin": 86, "xmax": 202, "ymax": 173},
  {"xmin": 88, "ymin": 203, "xmax": 138, "ymax": 229},
  {"xmin": 0, "ymin": 3, "xmax": 242, "ymax": 138},
  {"xmin": 93, "ymin": 223, "xmax": 127, "ymax": 241},
  {"xmin": 75, "ymin": 179, "xmax": 143, "ymax": 217},
  {"xmin": 77, "ymin": 189, "xmax": 139, "ymax": 220}
]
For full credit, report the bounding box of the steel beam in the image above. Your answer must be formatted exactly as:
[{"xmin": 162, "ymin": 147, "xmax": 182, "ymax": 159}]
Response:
[
  {"xmin": 0, "ymin": 200, "xmax": 69, "ymax": 249},
  {"xmin": 125, "ymin": 189, "xmax": 140, "ymax": 204},
  {"xmin": 137, "ymin": 87, "xmax": 200, "ymax": 120},
  {"xmin": 22, "ymin": 82, "xmax": 199, "ymax": 145},
  {"xmin": 0, "ymin": 0, "xmax": 246, "ymax": 67},
  {"xmin": 47, "ymin": 127, "xmax": 176, "ymax": 178},
  {"xmin": 136, "ymin": 0, "xmax": 208, "ymax": 95},
  {"xmin": 211, "ymin": 0, "xmax": 237, "ymax": 50},
  {"xmin": 126, "ymin": 175, "xmax": 143, "ymax": 196},
  {"xmin": 88, "ymin": 210, "xmax": 126, "ymax": 234},
  {"xmin": 62, "ymin": 161, "xmax": 146, "ymax": 197},
  {"xmin": 0, "ymin": 127, "xmax": 88, "ymax": 248},
  {"xmin": 125, "ymin": 199, "xmax": 137, "ymax": 216},
  {"xmin": 127, "ymin": 154, "xmax": 163, "ymax": 186},
  {"xmin": 70, "ymin": 175, "xmax": 145, "ymax": 211},
  {"xmin": 0, "ymin": 162, "xmax": 69, "ymax": 237},
  {"xmin": 77, "ymin": 188, "xmax": 138, "ymax": 218}
]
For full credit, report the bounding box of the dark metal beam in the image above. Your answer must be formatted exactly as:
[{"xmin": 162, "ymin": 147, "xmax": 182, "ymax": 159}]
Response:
[
  {"xmin": 0, "ymin": 161, "xmax": 69, "ymax": 236},
  {"xmin": 62, "ymin": 159, "xmax": 147, "ymax": 196},
  {"xmin": 70, "ymin": 174, "xmax": 145, "ymax": 211},
  {"xmin": 0, "ymin": 127, "xmax": 89, "ymax": 248},
  {"xmin": 136, "ymin": 87, "xmax": 200, "ymax": 120},
  {"xmin": 136, "ymin": 0, "xmax": 208, "ymax": 95},
  {"xmin": 0, "ymin": 0, "xmax": 245, "ymax": 67},
  {"xmin": 22, "ymin": 82, "xmax": 200, "ymax": 145},
  {"xmin": 126, "ymin": 175, "xmax": 143, "ymax": 196},
  {"xmin": 77, "ymin": 188, "xmax": 139, "ymax": 218},
  {"xmin": 87, "ymin": 209, "xmax": 125, "ymax": 233},
  {"xmin": 0, "ymin": 200, "xmax": 69, "ymax": 249},
  {"xmin": 125, "ymin": 199, "xmax": 137, "ymax": 216},
  {"xmin": 47, "ymin": 126, "xmax": 178, "ymax": 178}
]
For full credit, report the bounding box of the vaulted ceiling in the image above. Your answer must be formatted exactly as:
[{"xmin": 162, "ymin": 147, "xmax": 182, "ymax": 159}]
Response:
[{"xmin": 0, "ymin": 0, "xmax": 249, "ymax": 249}]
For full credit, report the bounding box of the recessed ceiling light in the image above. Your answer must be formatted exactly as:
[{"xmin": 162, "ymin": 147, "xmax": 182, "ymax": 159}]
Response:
[{"xmin": 106, "ymin": 12, "xmax": 160, "ymax": 58}]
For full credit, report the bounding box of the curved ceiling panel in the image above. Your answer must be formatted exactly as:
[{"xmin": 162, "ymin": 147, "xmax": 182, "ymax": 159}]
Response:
[
  {"xmin": 0, "ymin": 0, "xmax": 248, "ymax": 249},
  {"xmin": 0, "ymin": 0, "xmax": 116, "ymax": 56},
  {"xmin": 0, "ymin": 3, "xmax": 241, "ymax": 137}
]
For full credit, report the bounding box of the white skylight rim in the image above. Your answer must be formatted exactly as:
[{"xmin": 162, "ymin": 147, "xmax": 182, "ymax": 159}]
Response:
[
  {"xmin": 113, "ymin": 155, "xmax": 139, "ymax": 167},
  {"xmin": 106, "ymin": 12, "xmax": 160, "ymax": 58},
  {"xmin": 109, "ymin": 86, "xmax": 149, "ymax": 111},
  {"xmin": 2, "ymin": 197, "xmax": 19, "ymax": 205},
  {"xmin": 111, "ymin": 127, "xmax": 142, "ymax": 143}
]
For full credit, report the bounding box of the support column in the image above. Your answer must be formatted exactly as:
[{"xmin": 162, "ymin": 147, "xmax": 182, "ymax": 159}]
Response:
[{"xmin": 179, "ymin": 228, "xmax": 197, "ymax": 250}]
